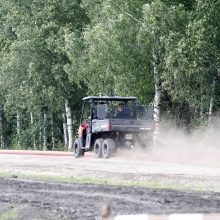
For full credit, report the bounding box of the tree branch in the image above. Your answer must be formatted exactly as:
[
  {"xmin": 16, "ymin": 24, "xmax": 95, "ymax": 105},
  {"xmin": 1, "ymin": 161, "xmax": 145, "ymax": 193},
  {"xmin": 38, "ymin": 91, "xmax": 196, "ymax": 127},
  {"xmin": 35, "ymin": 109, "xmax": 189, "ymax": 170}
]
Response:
[{"xmin": 111, "ymin": 2, "xmax": 142, "ymax": 23}]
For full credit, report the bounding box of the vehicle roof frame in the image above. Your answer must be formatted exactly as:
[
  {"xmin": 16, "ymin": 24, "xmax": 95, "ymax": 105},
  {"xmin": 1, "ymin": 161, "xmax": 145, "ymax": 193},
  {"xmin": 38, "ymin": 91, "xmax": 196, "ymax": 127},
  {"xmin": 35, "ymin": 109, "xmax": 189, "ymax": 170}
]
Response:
[{"xmin": 82, "ymin": 96, "xmax": 138, "ymax": 101}]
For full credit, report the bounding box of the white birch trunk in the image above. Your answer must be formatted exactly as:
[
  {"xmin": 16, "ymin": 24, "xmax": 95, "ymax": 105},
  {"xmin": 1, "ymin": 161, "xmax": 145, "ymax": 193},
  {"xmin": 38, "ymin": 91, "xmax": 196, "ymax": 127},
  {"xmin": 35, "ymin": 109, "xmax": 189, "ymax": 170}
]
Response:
[
  {"xmin": 65, "ymin": 100, "xmax": 73, "ymax": 151},
  {"xmin": 200, "ymin": 106, "xmax": 204, "ymax": 118},
  {"xmin": 208, "ymin": 97, "xmax": 214, "ymax": 126},
  {"xmin": 39, "ymin": 130, "xmax": 42, "ymax": 149},
  {"xmin": 153, "ymin": 53, "xmax": 161, "ymax": 144},
  {"xmin": 43, "ymin": 113, "xmax": 47, "ymax": 151},
  {"xmin": 0, "ymin": 106, "xmax": 3, "ymax": 147},
  {"xmin": 62, "ymin": 113, "xmax": 68, "ymax": 146},
  {"xmin": 30, "ymin": 112, "xmax": 36, "ymax": 150},
  {"xmin": 16, "ymin": 111, "xmax": 21, "ymax": 146},
  {"xmin": 200, "ymin": 87, "xmax": 205, "ymax": 119},
  {"xmin": 208, "ymin": 79, "xmax": 215, "ymax": 126},
  {"xmin": 51, "ymin": 118, "xmax": 55, "ymax": 150}
]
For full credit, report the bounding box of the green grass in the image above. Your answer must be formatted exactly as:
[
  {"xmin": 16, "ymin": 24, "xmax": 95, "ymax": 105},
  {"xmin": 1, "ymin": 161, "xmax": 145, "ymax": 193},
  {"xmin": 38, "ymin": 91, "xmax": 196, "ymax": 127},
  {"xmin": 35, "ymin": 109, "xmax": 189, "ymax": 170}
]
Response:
[
  {"xmin": 0, "ymin": 209, "xmax": 17, "ymax": 220},
  {"xmin": 0, "ymin": 170, "xmax": 176, "ymax": 189},
  {"xmin": 0, "ymin": 170, "xmax": 217, "ymax": 192}
]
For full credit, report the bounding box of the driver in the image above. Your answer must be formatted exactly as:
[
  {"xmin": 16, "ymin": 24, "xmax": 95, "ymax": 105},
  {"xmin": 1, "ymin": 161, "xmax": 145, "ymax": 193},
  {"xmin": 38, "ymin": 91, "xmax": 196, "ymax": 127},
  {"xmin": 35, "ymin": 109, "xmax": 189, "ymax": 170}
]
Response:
[{"xmin": 116, "ymin": 102, "xmax": 131, "ymax": 118}]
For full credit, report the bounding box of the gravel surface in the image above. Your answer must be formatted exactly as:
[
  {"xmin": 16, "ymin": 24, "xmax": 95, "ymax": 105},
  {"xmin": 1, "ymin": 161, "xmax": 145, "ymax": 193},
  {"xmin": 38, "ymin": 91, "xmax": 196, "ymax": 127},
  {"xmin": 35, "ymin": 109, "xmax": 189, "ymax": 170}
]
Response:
[
  {"xmin": 1, "ymin": 153, "xmax": 220, "ymax": 219},
  {"xmin": 1, "ymin": 177, "xmax": 220, "ymax": 220}
]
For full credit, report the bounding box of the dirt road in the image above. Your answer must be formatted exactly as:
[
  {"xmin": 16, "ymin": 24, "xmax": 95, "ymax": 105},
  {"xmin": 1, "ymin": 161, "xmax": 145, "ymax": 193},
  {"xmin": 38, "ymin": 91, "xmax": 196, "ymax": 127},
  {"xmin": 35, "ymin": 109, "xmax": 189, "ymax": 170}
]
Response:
[
  {"xmin": 1, "ymin": 152, "xmax": 220, "ymax": 190},
  {"xmin": 1, "ymin": 151, "xmax": 220, "ymax": 219},
  {"xmin": 1, "ymin": 177, "xmax": 220, "ymax": 220}
]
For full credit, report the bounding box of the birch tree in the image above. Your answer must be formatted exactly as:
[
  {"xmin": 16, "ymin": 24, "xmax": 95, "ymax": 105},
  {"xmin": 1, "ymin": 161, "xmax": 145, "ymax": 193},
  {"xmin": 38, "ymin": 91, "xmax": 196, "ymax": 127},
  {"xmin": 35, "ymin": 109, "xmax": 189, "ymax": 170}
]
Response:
[
  {"xmin": 66, "ymin": 0, "xmax": 154, "ymax": 103},
  {"xmin": 138, "ymin": 1, "xmax": 188, "ymax": 134},
  {"xmin": 65, "ymin": 100, "xmax": 73, "ymax": 151},
  {"xmin": 62, "ymin": 112, "xmax": 68, "ymax": 147},
  {"xmin": 162, "ymin": 0, "xmax": 220, "ymax": 126},
  {"xmin": 0, "ymin": 106, "xmax": 3, "ymax": 147},
  {"xmin": 0, "ymin": 0, "xmax": 87, "ymax": 148}
]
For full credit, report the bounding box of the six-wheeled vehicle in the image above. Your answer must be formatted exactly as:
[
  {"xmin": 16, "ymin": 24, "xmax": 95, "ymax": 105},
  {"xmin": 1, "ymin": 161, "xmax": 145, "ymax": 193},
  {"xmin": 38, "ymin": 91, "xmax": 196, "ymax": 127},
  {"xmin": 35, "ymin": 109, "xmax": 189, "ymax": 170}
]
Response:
[{"xmin": 73, "ymin": 96, "xmax": 154, "ymax": 158}]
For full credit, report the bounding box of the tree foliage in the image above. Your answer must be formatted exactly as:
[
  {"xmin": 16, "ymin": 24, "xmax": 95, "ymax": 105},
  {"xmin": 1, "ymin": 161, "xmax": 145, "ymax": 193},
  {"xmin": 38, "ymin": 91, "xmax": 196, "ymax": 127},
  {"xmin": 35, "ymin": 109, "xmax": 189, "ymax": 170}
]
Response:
[{"xmin": 0, "ymin": 0, "xmax": 219, "ymax": 148}]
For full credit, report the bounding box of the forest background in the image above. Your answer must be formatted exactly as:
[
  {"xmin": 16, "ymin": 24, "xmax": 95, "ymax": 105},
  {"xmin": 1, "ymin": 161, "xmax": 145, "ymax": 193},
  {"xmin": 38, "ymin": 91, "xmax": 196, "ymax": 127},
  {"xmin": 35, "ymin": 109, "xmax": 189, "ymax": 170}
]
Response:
[{"xmin": 0, "ymin": 0, "xmax": 219, "ymax": 150}]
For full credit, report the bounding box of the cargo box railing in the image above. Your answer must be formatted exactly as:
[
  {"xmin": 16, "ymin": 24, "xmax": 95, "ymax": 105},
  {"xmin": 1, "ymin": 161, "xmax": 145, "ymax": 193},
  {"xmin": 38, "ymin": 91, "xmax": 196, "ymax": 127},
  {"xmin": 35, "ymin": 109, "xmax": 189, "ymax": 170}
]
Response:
[{"xmin": 94, "ymin": 105, "xmax": 154, "ymax": 120}]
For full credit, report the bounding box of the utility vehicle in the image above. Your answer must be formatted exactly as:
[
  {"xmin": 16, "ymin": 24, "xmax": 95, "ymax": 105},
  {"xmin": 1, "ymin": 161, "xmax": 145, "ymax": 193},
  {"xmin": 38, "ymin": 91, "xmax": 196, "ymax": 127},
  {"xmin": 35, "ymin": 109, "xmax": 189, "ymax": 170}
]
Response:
[{"xmin": 73, "ymin": 96, "xmax": 154, "ymax": 158}]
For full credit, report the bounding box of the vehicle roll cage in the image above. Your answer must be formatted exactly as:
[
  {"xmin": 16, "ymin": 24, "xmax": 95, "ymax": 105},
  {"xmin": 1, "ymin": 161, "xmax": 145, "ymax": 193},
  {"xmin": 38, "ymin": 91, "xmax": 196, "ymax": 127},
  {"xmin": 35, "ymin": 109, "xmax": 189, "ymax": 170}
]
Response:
[{"xmin": 80, "ymin": 96, "xmax": 139, "ymax": 124}]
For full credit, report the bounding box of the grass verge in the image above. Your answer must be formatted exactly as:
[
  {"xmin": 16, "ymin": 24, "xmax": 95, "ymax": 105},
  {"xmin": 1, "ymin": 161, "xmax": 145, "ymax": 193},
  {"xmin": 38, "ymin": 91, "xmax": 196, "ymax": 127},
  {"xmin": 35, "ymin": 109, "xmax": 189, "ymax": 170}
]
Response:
[
  {"xmin": 0, "ymin": 209, "xmax": 17, "ymax": 220},
  {"xmin": 0, "ymin": 170, "xmax": 216, "ymax": 192}
]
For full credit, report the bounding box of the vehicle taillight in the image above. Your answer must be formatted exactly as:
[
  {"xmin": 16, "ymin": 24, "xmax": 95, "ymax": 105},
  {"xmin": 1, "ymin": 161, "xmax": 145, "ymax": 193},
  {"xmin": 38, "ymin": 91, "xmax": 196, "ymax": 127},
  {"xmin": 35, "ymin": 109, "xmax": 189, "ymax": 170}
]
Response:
[
  {"xmin": 108, "ymin": 122, "xmax": 112, "ymax": 130},
  {"xmin": 78, "ymin": 123, "xmax": 88, "ymax": 137}
]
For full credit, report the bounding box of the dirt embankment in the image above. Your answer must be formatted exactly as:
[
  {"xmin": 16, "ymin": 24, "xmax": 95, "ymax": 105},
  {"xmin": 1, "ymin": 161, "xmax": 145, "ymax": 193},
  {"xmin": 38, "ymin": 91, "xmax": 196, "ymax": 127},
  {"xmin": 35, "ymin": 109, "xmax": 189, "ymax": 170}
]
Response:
[{"xmin": 1, "ymin": 177, "xmax": 220, "ymax": 220}]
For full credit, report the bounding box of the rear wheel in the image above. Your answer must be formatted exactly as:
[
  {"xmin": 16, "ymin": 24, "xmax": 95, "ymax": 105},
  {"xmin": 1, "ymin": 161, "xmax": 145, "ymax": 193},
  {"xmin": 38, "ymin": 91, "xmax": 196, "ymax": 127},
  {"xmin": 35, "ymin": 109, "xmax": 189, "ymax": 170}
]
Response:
[
  {"xmin": 102, "ymin": 138, "xmax": 116, "ymax": 159},
  {"xmin": 73, "ymin": 138, "xmax": 85, "ymax": 158},
  {"xmin": 94, "ymin": 138, "xmax": 104, "ymax": 158}
]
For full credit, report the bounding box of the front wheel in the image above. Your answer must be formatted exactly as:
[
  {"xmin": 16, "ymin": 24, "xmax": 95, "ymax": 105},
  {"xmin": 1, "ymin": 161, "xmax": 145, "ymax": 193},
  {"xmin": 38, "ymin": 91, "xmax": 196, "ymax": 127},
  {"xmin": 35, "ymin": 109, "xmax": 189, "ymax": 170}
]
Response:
[
  {"xmin": 102, "ymin": 139, "xmax": 116, "ymax": 159},
  {"xmin": 73, "ymin": 138, "xmax": 85, "ymax": 158}
]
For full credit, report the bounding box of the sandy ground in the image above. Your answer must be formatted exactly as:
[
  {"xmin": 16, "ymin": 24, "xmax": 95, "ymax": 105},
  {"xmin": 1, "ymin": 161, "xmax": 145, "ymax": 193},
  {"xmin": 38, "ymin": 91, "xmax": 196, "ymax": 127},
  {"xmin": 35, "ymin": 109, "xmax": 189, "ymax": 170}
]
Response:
[
  {"xmin": 1, "ymin": 152, "xmax": 220, "ymax": 190},
  {"xmin": 1, "ymin": 151, "xmax": 220, "ymax": 219}
]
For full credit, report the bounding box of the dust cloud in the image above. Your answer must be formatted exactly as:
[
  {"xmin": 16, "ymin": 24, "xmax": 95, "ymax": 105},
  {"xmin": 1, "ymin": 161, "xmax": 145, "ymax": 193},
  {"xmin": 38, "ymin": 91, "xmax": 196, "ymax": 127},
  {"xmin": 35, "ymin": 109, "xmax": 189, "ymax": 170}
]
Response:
[{"xmin": 118, "ymin": 119, "xmax": 220, "ymax": 166}]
